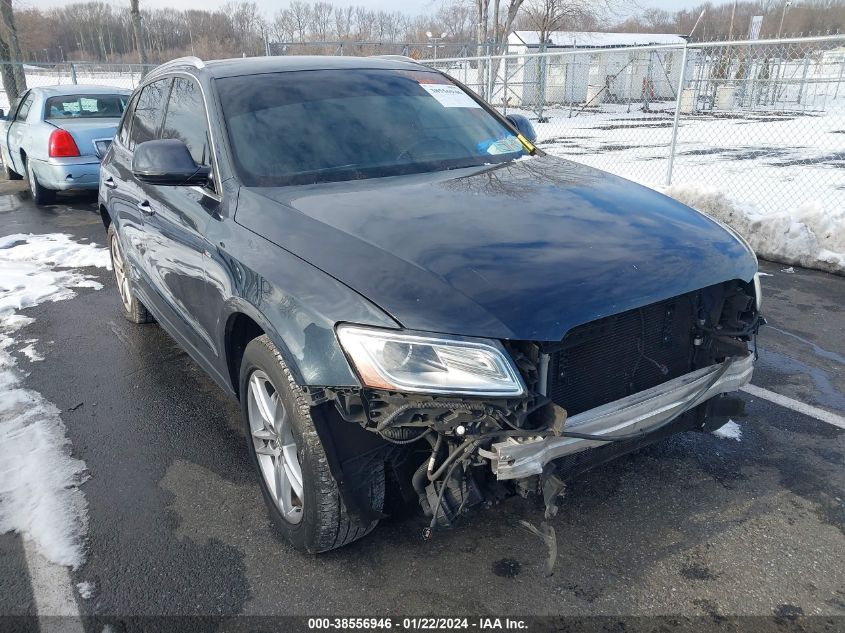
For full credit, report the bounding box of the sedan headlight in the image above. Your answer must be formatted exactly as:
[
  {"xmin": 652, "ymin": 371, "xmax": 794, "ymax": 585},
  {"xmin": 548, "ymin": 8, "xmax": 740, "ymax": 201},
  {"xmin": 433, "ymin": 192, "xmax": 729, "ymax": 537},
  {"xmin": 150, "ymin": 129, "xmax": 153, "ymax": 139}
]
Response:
[{"xmin": 336, "ymin": 325, "xmax": 525, "ymax": 397}]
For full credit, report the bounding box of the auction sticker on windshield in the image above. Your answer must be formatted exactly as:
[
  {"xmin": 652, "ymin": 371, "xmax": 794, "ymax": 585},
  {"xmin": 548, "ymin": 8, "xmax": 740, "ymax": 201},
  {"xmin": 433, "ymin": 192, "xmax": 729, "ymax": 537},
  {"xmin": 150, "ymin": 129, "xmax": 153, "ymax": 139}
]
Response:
[{"xmin": 419, "ymin": 83, "xmax": 481, "ymax": 108}]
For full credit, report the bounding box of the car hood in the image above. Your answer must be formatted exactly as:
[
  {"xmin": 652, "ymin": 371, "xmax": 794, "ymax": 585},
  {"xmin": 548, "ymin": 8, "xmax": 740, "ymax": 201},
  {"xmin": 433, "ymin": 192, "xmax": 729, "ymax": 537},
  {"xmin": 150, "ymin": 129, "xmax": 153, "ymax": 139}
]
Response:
[{"xmin": 234, "ymin": 155, "xmax": 757, "ymax": 341}]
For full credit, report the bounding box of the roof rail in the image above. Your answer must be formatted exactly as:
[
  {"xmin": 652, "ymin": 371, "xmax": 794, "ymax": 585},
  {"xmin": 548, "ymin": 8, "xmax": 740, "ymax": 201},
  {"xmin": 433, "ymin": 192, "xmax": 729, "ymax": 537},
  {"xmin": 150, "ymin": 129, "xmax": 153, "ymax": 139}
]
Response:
[
  {"xmin": 149, "ymin": 56, "xmax": 205, "ymax": 76},
  {"xmin": 369, "ymin": 54, "xmax": 420, "ymax": 64}
]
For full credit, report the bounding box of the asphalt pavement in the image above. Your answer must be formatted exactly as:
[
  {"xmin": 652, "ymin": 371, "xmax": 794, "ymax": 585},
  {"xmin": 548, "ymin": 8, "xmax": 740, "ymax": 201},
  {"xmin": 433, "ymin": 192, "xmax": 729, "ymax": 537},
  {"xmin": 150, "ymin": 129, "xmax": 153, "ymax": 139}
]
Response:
[{"xmin": 0, "ymin": 183, "xmax": 843, "ymax": 631}]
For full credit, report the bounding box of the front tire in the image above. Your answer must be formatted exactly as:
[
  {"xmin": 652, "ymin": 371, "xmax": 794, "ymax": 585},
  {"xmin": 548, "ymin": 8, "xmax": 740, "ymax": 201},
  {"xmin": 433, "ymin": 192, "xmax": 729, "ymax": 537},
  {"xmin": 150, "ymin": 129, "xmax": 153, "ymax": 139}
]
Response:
[
  {"xmin": 107, "ymin": 224, "xmax": 154, "ymax": 324},
  {"xmin": 240, "ymin": 335, "xmax": 384, "ymax": 553},
  {"xmin": 26, "ymin": 160, "xmax": 56, "ymax": 205}
]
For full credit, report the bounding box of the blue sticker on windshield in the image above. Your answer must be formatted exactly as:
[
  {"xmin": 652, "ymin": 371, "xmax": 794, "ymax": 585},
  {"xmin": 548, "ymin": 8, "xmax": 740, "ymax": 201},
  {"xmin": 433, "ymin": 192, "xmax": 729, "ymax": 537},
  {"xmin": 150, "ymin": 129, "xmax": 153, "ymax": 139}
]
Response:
[{"xmin": 477, "ymin": 136, "xmax": 523, "ymax": 155}]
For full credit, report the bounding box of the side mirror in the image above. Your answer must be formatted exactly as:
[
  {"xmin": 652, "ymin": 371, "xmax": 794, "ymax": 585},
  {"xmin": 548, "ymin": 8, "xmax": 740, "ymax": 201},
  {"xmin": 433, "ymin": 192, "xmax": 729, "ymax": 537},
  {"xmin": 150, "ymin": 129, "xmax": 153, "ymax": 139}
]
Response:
[
  {"xmin": 132, "ymin": 139, "xmax": 210, "ymax": 186},
  {"xmin": 506, "ymin": 114, "xmax": 537, "ymax": 145}
]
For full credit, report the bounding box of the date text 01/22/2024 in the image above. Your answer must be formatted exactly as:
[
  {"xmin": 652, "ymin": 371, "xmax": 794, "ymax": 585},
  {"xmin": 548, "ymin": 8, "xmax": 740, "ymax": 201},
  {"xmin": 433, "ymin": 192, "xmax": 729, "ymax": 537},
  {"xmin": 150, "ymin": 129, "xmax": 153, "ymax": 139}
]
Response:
[{"xmin": 307, "ymin": 618, "xmax": 529, "ymax": 630}]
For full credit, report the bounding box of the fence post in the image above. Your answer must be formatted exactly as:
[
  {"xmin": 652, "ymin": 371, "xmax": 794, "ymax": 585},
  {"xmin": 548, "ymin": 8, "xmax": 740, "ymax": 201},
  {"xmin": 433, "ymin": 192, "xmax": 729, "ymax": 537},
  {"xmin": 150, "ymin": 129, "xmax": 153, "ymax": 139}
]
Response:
[
  {"xmin": 486, "ymin": 42, "xmax": 494, "ymax": 103},
  {"xmin": 69, "ymin": 62, "xmax": 78, "ymax": 85},
  {"xmin": 665, "ymin": 43, "xmax": 690, "ymax": 187},
  {"xmin": 796, "ymin": 55, "xmax": 811, "ymax": 105}
]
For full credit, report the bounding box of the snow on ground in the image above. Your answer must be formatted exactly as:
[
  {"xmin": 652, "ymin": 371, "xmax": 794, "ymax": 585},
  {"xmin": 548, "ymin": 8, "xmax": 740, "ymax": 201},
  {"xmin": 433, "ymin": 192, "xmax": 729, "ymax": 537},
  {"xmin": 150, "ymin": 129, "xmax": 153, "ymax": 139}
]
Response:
[
  {"xmin": 76, "ymin": 581, "xmax": 95, "ymax": 599},
  {"xmin": 18, "ymin": 342, "xmax": 44, "ymax": 362},
  {"xmin": 527, "ymin": 101, "xmax": 845, "ymax": 274},
  {"xmin": 712, "ymin": 420, "xmax": 743, "ymax": 441},
  {"xmin": 0, "ymin": 233, "xmax": 111, "ymax": 569},
  {"xmin": 0, "ymin": 233, "xmax": 110, "ymax": 314}
]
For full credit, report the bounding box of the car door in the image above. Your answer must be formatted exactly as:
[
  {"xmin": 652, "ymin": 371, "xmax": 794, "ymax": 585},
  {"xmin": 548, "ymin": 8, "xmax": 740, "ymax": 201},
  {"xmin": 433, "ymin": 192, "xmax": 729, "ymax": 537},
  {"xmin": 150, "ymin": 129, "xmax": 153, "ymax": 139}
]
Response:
[
  {"xmin": 103, "ymin": 79, "xmax": 171, "ymax": 304},
  {"xmin": 6, "ymin": 90, "xmax": 34, "ymax": 173},
  {"xmin": 137, "ymin": 76, "xmax": 220, "ymax": 362}
]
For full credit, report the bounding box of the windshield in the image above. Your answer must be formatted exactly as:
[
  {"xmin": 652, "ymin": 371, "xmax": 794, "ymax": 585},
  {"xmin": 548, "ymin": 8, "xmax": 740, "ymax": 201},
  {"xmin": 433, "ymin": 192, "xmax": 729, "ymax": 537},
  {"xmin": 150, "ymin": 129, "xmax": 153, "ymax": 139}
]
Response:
[
  {"xmin": 216, "ymin": 68, "xmax": 526, "ymax": 186},
  {"xmin": 45, "ymin": 94, "xmax": 127, "ymax": 119}
]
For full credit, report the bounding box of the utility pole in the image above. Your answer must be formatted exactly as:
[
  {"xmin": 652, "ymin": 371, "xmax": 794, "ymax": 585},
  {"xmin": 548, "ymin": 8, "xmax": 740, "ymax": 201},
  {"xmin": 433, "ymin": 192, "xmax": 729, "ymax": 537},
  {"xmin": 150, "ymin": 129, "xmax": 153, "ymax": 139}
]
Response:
[
  {"xmin": 778, "ymin": 1, "xmax": 792, "ymax": 39},
  {"xmin": 185, "ymin": 11, "xmax": 194, "ymax": 56},
  {"xmin": 727, "ymin": 0, "xmax": 737, "ymax": 42}
]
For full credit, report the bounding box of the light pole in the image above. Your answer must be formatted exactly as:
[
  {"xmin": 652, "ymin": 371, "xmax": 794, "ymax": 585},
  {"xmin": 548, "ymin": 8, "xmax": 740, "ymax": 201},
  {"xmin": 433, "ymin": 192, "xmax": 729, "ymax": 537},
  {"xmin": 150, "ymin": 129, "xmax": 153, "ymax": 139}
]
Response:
[
  {"xmin": 778, "ymin": 1, "xmax": 792, "ymax": 39},
  {"xmin": 426, "ymin": 31, "xmax": 447, "ymax": 61}
]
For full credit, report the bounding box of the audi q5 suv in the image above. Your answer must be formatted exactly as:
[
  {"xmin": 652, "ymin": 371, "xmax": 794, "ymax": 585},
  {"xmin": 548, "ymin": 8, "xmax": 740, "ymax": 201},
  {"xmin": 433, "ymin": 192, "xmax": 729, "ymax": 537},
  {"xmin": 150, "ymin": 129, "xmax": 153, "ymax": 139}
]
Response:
[{"xmin": 99, "ymin": 55, "xmax": 763, "ymax": 553}]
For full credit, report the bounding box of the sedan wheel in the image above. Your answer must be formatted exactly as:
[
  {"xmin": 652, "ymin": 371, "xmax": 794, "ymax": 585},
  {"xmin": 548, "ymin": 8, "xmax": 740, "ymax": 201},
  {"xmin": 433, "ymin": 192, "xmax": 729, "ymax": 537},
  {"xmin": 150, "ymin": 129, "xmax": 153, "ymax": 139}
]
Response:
[
  {"xmin": 26, "ymin": 160, "xmax": 55, "ymax": 205},
  {"xmin": 247, "ymin": 369, "xmax": 304, "ymax": 524}
]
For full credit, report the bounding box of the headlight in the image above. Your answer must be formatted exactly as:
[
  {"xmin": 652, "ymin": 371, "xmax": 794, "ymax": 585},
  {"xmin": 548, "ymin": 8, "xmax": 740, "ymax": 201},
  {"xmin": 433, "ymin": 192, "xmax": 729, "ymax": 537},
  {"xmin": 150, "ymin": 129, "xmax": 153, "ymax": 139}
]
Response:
[
  {"xmin": 753, "ymin": 272, "xmax": 763, "ymax": 310},
  {"xmin": 336, "ymin": 325, "xmax": 525, "ymax": 397}
]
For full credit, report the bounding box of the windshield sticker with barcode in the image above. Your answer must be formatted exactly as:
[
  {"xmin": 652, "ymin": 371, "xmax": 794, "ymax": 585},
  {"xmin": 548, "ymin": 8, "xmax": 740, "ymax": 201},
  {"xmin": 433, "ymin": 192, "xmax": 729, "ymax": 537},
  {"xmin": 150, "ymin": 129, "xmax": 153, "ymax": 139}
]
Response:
[{"xmin": 419, "ymin": 83, "xmax": 481, "ymax": 108}]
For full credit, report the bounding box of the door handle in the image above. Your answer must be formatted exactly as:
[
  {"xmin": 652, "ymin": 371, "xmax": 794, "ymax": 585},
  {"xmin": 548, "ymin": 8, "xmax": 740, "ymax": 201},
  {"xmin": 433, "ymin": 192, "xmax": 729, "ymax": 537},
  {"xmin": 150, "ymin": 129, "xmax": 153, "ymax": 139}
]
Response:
[
  {"xmin": 137, "ymin": 200, "xmax": 155, "ymax": 216},
  {"xmin": 103, "ymin": 176, "xmax": 117, "ymax": 189}
]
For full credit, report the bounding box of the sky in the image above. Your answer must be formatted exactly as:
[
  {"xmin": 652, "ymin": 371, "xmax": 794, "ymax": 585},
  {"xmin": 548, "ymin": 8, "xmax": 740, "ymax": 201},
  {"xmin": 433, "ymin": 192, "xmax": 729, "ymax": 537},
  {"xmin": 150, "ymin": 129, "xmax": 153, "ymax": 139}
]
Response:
[{"xmin": 30, "ymin": 0, "xmax": 718, "ymax": 18}]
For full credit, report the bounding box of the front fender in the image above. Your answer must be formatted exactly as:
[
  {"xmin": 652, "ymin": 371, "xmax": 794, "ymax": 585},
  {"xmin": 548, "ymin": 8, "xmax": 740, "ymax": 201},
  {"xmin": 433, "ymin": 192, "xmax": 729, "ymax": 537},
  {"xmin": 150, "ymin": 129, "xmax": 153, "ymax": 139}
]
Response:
[{"xmin": 207, "ymin": 220, "xmax": 399, "ymax": 389}]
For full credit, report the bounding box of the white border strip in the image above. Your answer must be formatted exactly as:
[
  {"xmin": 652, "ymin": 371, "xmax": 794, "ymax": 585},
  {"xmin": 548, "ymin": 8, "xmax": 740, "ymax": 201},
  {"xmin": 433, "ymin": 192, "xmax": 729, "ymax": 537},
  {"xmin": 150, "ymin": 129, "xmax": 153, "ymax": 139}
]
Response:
[
  {"xmin": 742, "ymin": 384, "xmax": 845, "ymax": 430},
  {"xmin": 23, "ymin": 541, "xmax": 84, "ymax": 633}
]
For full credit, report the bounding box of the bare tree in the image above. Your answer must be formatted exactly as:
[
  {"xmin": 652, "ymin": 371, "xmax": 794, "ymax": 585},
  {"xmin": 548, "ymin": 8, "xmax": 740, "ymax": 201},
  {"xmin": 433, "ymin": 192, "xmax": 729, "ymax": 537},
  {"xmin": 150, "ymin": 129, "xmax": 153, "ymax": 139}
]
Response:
[
  {"xmin": 129, "ymin": 0, "xmax": 148, "ymax": 74},
  {"xmin": 289, "ymin": 1, "xmax": 312, "ymax": 43},
  {"xmin": 310, "ymin": 2, "xmax": 333, "ymax": 41},
  {"xmin": 0, "ymin": 0, "xmax": 26, "ymax": 95},
  {"xmin": 334, "ymin": 6, "xmax": 353, "ymax": 40},
  {"xmin": 520, "ymin": 0, "xmax": 624, "ymax": 43}
]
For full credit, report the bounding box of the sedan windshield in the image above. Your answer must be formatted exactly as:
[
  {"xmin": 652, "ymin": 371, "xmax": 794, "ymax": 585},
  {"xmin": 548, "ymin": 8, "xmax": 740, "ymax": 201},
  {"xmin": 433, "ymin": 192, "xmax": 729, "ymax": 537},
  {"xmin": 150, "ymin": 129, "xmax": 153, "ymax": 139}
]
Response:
[
  {"xmin": 45, "ymin": 94, "xmax": 127, "ymax": 119},
  {"xmin": 216, "ymin": 68, "xmax": 527, "ymax": 186}
]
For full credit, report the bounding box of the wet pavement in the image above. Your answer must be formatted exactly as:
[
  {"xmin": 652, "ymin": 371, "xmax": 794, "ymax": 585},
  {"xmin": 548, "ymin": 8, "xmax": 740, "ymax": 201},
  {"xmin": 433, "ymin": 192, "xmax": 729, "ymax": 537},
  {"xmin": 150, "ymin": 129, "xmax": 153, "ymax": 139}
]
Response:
[{"xmin": 0, "ymin": 184, "xmax": 843, "ymax": 629}]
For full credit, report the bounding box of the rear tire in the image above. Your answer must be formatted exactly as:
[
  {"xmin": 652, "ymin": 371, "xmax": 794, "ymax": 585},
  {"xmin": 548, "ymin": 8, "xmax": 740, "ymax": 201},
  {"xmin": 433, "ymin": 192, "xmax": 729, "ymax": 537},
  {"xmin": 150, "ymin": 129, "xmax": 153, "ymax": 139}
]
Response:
[
  {"xmin": 107, "ymin": 224, "xmax": 154, "ymax": 324},
  {"xmin": 26, "ymin": 160, "xmax": 55, "ymax": 205},
  {"xmin": 240, "ymin": 335, "xmax": 384, "ymax": 553}
]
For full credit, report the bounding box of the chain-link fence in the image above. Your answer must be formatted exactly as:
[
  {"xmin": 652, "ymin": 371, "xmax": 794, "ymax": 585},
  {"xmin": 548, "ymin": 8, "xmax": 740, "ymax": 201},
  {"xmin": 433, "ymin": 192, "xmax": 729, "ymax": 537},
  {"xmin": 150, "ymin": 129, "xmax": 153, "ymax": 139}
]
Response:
[
  {"xmin": 3, "ymin": 37, "xmax": 843, "ymax": 220},
  {"xmin": 0, "ymin": 62, "xmax": 154, "ymax": 112},
  {"xmin": 425, "ymin": 35, "xmax": 845, "ymax": 218},
  {"xmin": 269, "ymin": 41, "xmax": 479, "ymax": 60}
]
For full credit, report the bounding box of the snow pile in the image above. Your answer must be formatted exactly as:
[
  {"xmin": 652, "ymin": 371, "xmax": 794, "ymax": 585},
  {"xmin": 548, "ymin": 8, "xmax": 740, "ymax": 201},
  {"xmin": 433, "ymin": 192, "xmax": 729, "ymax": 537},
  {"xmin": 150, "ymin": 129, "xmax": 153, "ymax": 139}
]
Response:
[
  {"xmin": 0, "ymin": 233, "xmax": 110, "ymax": 314},
  {"xmin": 0, "ymin": 233, "xmax": 110, "ymax": 569},
  {"xmin": 712, "ymin": 420, "xmax": 743, "ymax": 441},
  {"xmin": 663, "ymin": 183, "xmax": 845, "ymax": 275}
]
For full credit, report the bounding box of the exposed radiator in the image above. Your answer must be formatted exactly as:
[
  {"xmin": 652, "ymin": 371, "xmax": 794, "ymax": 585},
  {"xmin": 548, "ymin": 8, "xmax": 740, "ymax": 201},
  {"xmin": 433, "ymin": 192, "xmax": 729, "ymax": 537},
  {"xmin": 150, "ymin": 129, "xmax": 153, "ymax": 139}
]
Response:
[{"xmin": 547, "ymin": 294, "xmax": 697, "ymax": 416}]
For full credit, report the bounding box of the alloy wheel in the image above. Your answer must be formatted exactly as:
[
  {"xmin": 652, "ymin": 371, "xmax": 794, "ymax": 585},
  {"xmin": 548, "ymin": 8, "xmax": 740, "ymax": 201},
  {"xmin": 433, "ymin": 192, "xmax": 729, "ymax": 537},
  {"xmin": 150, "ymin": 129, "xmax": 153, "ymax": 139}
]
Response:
[
  {"xmin": 110, "ymin": 233, "xmax": 132, "ymax": 312},
  {"xmin": 247, "ymin": 369, "xmax": 304, "ymax": 524}
]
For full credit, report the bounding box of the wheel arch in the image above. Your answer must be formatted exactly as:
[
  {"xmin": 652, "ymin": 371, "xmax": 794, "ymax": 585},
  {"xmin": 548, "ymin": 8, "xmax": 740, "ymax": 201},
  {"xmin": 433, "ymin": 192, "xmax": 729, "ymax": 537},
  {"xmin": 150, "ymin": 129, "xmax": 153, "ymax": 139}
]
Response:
[
  {"xmin": 99, "ymin": 203, "xmax": 112, "ymax": 230},
  {"xmin": 223, "ymin": 302, "xmax": 308, "ymax": 399}
]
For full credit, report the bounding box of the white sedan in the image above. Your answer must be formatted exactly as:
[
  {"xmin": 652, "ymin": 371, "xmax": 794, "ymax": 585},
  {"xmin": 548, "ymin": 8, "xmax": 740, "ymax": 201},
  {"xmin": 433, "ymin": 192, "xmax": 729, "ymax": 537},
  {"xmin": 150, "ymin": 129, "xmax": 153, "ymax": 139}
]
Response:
[{"xmin": 1, "ymin": 84, "xmax": 130, "ymax": 204}]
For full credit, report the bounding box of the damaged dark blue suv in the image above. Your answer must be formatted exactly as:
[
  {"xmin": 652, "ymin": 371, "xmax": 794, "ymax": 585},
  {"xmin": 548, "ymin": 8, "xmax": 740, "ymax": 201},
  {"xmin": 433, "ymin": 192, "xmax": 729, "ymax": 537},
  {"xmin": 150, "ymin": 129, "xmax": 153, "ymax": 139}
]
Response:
[{"xmin": 99, "ymin": 55, "xmax": 763, "ymax": 553}]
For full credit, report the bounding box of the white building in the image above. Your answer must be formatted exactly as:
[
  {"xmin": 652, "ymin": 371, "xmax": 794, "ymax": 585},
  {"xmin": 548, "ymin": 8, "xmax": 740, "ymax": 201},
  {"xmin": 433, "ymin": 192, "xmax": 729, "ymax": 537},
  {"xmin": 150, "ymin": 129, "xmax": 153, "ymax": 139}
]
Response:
[{"xmin": 496, "ymin": 31, "xmax": 688, "ymax": 107}]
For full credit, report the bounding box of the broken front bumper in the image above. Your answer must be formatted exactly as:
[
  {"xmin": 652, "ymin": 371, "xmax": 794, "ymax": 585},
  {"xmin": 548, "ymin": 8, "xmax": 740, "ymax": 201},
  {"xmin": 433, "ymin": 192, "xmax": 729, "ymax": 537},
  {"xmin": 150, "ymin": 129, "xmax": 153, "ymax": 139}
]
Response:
[{"xmin": 489, "ymin": 354, "xmax": 755, "ymax": 480}]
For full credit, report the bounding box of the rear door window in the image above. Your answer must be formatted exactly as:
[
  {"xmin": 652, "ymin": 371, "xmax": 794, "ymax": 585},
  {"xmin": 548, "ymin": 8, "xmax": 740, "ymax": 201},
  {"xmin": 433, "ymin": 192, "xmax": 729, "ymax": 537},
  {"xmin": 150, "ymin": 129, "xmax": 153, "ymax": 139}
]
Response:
[{"xmin": 128, "ymin": 79, "xmax": 171, "ymax": 150}]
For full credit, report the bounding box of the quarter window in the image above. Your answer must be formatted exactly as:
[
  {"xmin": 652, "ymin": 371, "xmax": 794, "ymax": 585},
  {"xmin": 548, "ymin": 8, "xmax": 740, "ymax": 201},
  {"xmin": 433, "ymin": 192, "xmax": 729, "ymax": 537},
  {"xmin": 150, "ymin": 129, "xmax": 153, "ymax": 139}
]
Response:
[
  {"xmin": 128, "ymin": 79, "xmax": 171, "ymax": 150},
  {"xmin": 161, "ymin": 78, "xmax": 211, "ymax": 167},
  {"xmin": 117, "ymin": 93, "xmax": 139, "ymax": 147},
  {"xmin": 16, "ymin": 92, "xmax": 34, "ymax": 121}
]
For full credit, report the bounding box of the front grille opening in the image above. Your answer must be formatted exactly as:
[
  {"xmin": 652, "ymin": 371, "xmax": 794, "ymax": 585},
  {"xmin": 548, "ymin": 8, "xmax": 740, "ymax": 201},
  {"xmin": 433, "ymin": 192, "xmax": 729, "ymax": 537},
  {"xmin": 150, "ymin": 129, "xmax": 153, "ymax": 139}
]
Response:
[{"xmin": 547, "ymin": 293, "xmax": 698, "ymax": 416}]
